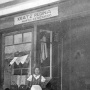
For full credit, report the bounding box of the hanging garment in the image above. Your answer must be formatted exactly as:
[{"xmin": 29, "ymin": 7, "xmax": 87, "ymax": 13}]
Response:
[{"xmin": 40, "ymin": 36, "xmax": 48, "ymax": 63}]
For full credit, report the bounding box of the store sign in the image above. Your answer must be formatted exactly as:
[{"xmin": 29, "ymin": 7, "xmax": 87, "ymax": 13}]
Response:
[{"xmin": 14, "ymin": 7, "xmax": 58, "ymax": 25}]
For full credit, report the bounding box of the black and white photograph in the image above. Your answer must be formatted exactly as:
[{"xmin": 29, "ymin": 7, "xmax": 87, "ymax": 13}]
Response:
[{"xmin": 0, "ymin": 0, "xmax": 90, "ymax": 90}]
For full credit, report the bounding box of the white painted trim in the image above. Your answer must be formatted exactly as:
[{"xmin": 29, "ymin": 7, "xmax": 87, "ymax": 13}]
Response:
[
  {"xmin": 0, "ymin": 0, "xmax": 59, "ymax": 16},
  {"xmin": 50, "ymin": 31, "xmax": 52, "ymax": 78},
  {"xmin": 0, "ymin": 0, "xmax": 13, "ymax": 4}
]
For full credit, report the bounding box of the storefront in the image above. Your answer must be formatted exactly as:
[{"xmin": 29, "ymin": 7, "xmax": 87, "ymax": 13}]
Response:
[{"xmin": 0, "ymin": 0, "xmax": 90, "ymax": 90}]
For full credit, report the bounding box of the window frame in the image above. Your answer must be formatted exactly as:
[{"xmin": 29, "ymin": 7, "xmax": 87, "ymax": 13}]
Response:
[
  {"xmin": 40, "ymin": 30, "xmax": 52, "ymax": 79},
  {"xmin": 3, "ymin": 28, "xmax": 33, "ymax": 76}
]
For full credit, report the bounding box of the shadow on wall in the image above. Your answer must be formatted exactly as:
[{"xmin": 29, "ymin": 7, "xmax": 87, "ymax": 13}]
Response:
[
  {"xmin": 5, "ymin": 88, "xmax": 10, "ymax": 90},
  {"xmin": 69, "ymin": 24, "xmax": 90, "ymax": 90}
]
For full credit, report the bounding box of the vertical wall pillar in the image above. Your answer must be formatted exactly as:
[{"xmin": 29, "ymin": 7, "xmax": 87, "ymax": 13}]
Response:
[
  {"xmin": 33, "ymin": 24, "xmax": 37, "ymax": 68},
  {"xmin": 0, "ymin": 33, "xmax": 3, "ymax": 89}
]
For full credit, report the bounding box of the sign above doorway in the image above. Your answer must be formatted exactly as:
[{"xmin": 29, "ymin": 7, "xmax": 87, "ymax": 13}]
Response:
[{"xmin": 14, "ymin": 7, "xmax": 58, "ymax": 25}]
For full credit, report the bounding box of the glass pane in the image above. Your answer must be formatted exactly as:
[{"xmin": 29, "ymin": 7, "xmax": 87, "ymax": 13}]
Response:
[
  {"xmin": 14, "ymin": 63, "xmax": 22, "ymax": 68},
  {"xmin": 41, "ymin": 67, "xmax": 50, "ymax": 77},
  {"xmin": 5, "ymin": 46, "xmax": 15, "ymax": 54},
  {"xmin": 5, "ymin": 53, "xmax": 13, "ymax": 60},
  {"xmin": 14, "ymin": 43, "xmax": 32, "ymax": 52},
  {"xmin": 14, "ymin": 44, "xmax": 24, "ymax": 52},
  {"xmin": 40, "ymin": 31, "xmax": 51, "ymax": 42},
  {"xmin": 11, "ymin": 75, "xmax": 17, "ymax": 85},
  {"xmin": 14, "ymin": 69, "xmax": 21, "ymax": 75},
  {"xmin": 5, "ymin": 35, "xmax": 13, "ymax": 45},
  {"xmin": 14, "ymin": 62, "xmax": 29, "ymax": 69},
  {"xmin": 41, "ymin": 57, "xmax": 50, "ymax": 67},
  {"xmin": 22, "ymin": 69, "xmax": 28, "ymax": 75},
  {"xmin": 14, "ymin": 34, "xmax": 22, "ymax": 44},
  {"xmin": 40, "ymin": 42, "xmax": 50, "ymax": 67},
  {"xmin": 23, "ymin": 43, "xmax": 32, "ymax": 51},
  {"xmin": 23, "ymin": 32, "xmax": 32, "ymax": 42},
  {"xmin": 5, "ymin": 43, "xmax": 32, "ymax": 54}
]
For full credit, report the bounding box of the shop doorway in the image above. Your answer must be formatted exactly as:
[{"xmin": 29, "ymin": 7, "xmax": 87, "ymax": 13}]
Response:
[{"xmin": 37, "ymin": 22, "xmax": 63, "ymax": 90}]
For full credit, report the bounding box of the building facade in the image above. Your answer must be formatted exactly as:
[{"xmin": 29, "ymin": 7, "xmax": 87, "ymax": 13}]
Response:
[{"xmin": 0, "ymin": 0, "xmax": 90, "ymax": 90}]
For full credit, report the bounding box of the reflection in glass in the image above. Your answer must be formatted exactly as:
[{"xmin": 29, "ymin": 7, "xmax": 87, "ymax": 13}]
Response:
[
  {"xmin": 14, "ymin": 34, "xmax": 22, "ymax": 44},
  {"xmin": 5, "ymin": 35, "xmax": 13, "ymax": 45},
  {"xmin": 14, "ymin": 69, "xmax": 21, "ymax": 75},
  {"xmin": 14, "ymin": 43, "xmax": 32, "ymax": 52},
  {"xmin": 40, "ymin": 30, "xmax": 52, "ymax": 78},
  {"xmin": 5, "ymin": 43, "xmax": 32, "ymax": 54},
  {"xmin": 23, "ymin": 32, "xmax": 32, "ymax": 42},
  {"xmin": 41, "ymin": 67, "xmax": 50, "ymax": 77},
  {"xmin": 5, "ymin": 46, "xmax": 15, "ymax": 54}
]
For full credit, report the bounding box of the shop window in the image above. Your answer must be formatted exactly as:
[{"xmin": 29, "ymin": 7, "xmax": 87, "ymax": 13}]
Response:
[
  {"xmin": 3, "ymin": 29, "xmax": 33, "ymax": 88},
  {"xmin": 14, "ymin": 34, "xmax": 22, "ymax": 44},
  {"xmin": 23, "ymin": 32, "xmax": 32, "ymax": 43},
  {"xmin": 5, "ymin": 35, "xmax": 13, "ymax": 45}
]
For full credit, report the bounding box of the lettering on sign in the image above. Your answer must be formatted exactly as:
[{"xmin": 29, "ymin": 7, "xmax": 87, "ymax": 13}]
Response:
[{"xmin": 14, "ymin": 7, "xmax": 58, "ymax": 25}]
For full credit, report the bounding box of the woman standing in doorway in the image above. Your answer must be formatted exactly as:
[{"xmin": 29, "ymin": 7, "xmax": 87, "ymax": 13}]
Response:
[{"xmin": 27, "ymin": 67, "xmax": 46, "ymax": 90}]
